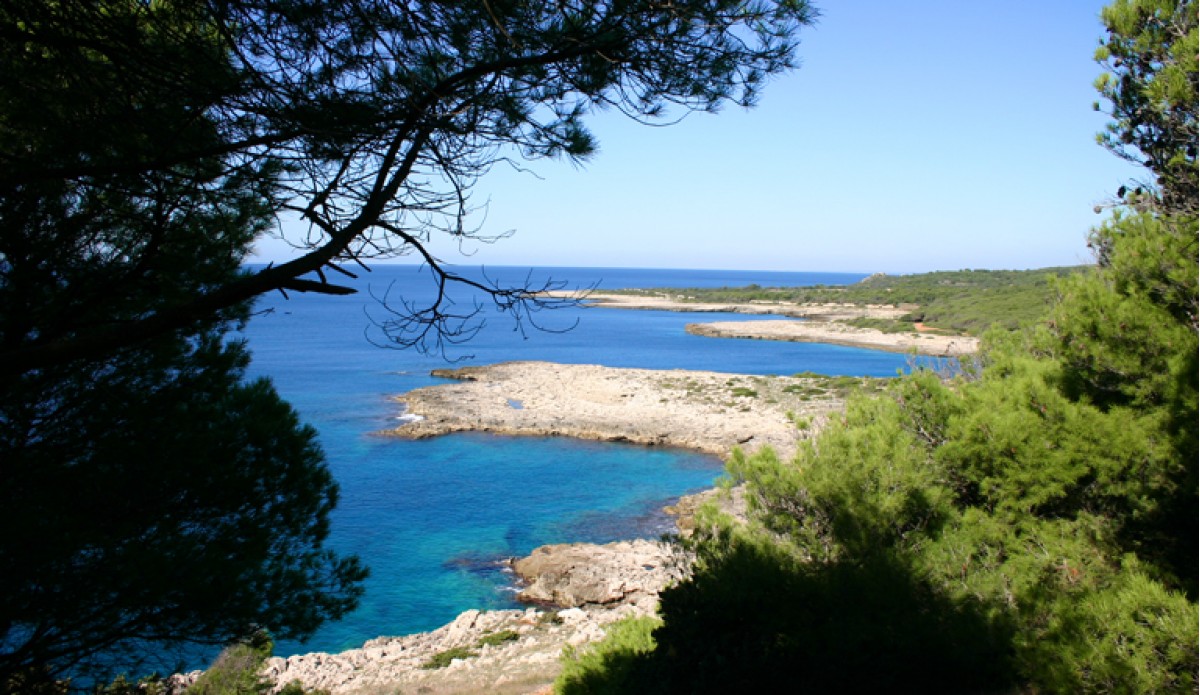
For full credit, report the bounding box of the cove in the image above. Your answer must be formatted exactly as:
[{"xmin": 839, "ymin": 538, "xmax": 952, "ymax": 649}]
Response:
[{"xmin": 237, "ymin": 264, "xmax": 905, "ymax": 658}]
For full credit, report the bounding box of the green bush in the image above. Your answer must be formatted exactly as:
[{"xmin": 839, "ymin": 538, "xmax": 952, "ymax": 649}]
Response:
[
  {"xmin": 1019, "ymin": 560, "xmax": 1198, "ymax": 693},
  {"xmin": 555, "ymin": 616, "xmax": 661, "ymax": 695},
  {"xmin": 188, "ymin": 634, "xmax": 273, "ymax": 695},
  {"xmin": 93, "ymin": 675, "xmax": 170, "ymax": 694},
  {"xmin": 647, "ymin": 534, "xmax": 1014, "ymax": 693},
  {"xmin": 277, "ymin": 681, "xmax": 330, "ymax": 695},
  {"xmin": 476, "ymin": 630, "xmax": 520, "ymax": 648},
  {"xmin": 420, "ymin": 646, "xmax": 477, "ymax": 670}
]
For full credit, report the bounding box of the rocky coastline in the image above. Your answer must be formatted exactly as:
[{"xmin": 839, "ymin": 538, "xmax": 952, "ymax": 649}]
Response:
[
  {"xmin": 561, "ymin": 291, "xmax": 979, "ymax": 357},
  {"xmin": 388, "ymin": 361, "xmax": 848, "ymax": 460},
  {"xmin": 178, "ymin": 537, "xmax": 691, "ymax": 694},
  {"xmin": 686, "ymin": 320, "xmax": 979, "ymax": 356},
  {"xmin": 198, "ymin": 293, "xmax": 980, "ymax": 693},
  {"xmin": 260, "ymin": 601, "xmax": 654, "ymax": 694},
  {"xmin": 221, "ymin": 361, "xmax": 848, "ymax": 693},
  {"xmin": 549, "ymin": 291, "xmax": 911, "ymax": 321}
]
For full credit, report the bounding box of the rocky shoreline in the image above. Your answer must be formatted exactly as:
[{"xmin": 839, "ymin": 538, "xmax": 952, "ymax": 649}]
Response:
[
  {"xmin": 261, "ymin": 597, "xmax": 657, "ymax": 694},
  {"xmin": 194, "ymin": 290, "xmax": 969, "ymax": 693},
  {"xmin": 686, "ymin": 320, "xmax": 979, "ymax": 356},
  {"xmin": 213, "ymin": 362, "xmax": 850, "ymax": 693},
  {"xmin": 563, "ymin": 291, "xmax": 979, "ymax": 357},
  {"xmin": 551, "ymin": 291, "xmax": 911, "ymax": 321},
  {"xmin": 177, "ymin": 537, "xmax": 690, "ymax": 694},
  {"xmin": 388, "ymin": 361, "xmax": 848, "ymax": 460}
]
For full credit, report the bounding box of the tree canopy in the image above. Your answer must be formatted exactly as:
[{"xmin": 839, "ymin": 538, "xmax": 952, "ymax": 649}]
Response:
[
  {"xmin": 1, "ymin": 0, "xmax": 816, "ymax": 371},
  {"xmin": 559, "ymin": 1, "xmax": 1198, "ymax": 692},
  {"xmin": 0, "ymin": 331, "xmax": 369, "ymax": 687}
]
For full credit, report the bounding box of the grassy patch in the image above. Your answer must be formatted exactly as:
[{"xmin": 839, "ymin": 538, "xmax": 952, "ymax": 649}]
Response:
[
  {"xmin": 477, "ymin": 629, "xmax": 520, "ymax": 647},
  {"xmin": 842, "ymin": 316, "xmax": 917, "ymax": 334},
  {"xmin": 422, "ymin": 629, "xmax": 523, "ymax": 669},
  {"xmin": 421, "ymin": 646, "xmax": 478, "ymax": 669},
  {"xmin": 537, "ymin": 611, "xmax": 563, "ymax": 626}
]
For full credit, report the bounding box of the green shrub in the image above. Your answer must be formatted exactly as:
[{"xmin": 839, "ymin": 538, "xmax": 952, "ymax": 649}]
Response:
[
  {"xmin": 188, "ymin": 634, "xmax": 273, "ymax": 695},
  {"xmin": 1019, "ymin": 561, "xmax": 1198, "ymax": 694},
  {"xmin": 476, "ymin": 630, "xmax": 520, "ymax": 648},
  {"xmin": 277, "ymin": 681, "xmax": 330, "ymax": 695},
  {"xmin": 640, "ymin": 534, "xmax": 1016, "ymax": 693},
  {"xmin": 536, "ymin": 611, "xmax": 563, "ymax": 626},
  {"xmin": 93, "ymin": 675, "xmax": 169, "ymax": 694},
  {"xmin": 555, "ymin": 616, "xmax": 661, "ymax": 694},
  {"xmin": 420, "ymin": 646, "xmax": 477, "ymax": 670}
]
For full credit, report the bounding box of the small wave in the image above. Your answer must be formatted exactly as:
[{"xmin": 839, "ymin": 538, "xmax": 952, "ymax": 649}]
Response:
[{"xmin": 395, "ymin": 413, "xmax": 425, "ymax": 424}]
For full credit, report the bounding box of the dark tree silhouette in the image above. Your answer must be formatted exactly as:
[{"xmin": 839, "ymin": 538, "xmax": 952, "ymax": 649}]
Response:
[
  {"xmin": 0, "ymin": 0, "xmax": 815, "ymax": 685},
  {"xmin": 0, "ymin": 0, "xmax": 816, "ymax": 373}
]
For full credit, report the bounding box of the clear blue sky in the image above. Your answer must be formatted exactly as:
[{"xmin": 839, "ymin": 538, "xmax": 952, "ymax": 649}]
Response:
[{"xmin": 254, "ymin": 0, "xmax": 1143, "ymax": 274}]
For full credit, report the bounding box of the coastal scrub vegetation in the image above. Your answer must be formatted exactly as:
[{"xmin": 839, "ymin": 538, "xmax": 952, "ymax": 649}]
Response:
[
  {"xmin": 185, "ymin": 634, "xmax": 275, "ymax": 695},
  {"xmin": 555, "ymin": 617, "xmax": 661, "ymax": 694},
  {"xmin": 0, "ymin": 0, "xmax": 818, "ymax": 688},
  {"xmin": 614, "ymin": 266, "xmax": 1086, "ymax": 335},
  {"xmin": 564, "ymin": 0, "xmax": 1198, "ymax": 692},
  {"xmin": 188, "ymin": 634, "xmax": 328, "ymax": 695}
]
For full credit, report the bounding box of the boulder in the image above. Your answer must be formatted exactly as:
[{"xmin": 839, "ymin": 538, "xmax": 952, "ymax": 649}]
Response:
[{"xmin": 512, "ymin": 539, "xmax": 688, "ymax": 608}]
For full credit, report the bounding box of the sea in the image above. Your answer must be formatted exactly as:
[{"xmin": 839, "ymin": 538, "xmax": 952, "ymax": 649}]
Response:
[{"xmin": 234, "ymin": 264, "xmax": 915, "ymax": 659}]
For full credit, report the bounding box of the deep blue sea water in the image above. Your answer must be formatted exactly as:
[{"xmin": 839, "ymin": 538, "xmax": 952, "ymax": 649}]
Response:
[{"xmin": 234, "ymin": 264, "xmax": 913, "ymax": 658}]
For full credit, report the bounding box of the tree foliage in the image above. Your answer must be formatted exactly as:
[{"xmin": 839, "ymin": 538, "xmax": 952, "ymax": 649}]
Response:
[
  {"xmin": 0, "ymin": 327, "xmax": 369, "ymax": 687},
  {"xmin": 1093, "ymin": 0, "xmax": 1197, "ymax": 214},
  {"xmin": 565, "ymin": 1, "xmax": 1198, "ymax": 692},
  {"xmin": 0, "ymin": 0, "xmax": 816, "ymax": 371}
]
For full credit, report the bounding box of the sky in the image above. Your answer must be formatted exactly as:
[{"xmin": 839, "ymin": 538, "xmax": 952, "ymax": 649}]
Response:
[{"xmin": 253, "ymin": 0, "xmax": 1144, "ymax": 275}]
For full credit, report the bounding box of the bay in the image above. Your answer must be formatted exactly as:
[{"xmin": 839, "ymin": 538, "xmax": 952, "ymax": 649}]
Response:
[{"xmin": 236, "ymin": 264, "xmax": 908, "ymax": 657}]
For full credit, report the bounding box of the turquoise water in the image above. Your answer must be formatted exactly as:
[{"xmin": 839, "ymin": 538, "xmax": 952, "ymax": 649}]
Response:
[{"xmin": 237, "ymin": 265, "xmax": 911, "ymax": 657}]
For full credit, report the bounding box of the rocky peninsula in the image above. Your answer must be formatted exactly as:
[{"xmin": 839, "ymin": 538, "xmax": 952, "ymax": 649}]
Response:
[
  {"xmin": 554, "ymin": 291, "xmax": 980, "ymax": 357},
  {"xmin": 388, "ymin": 361, "xmax": 852, "ymax": 460},
  {"xmin": 687, "ymin": 320, "xmax": 978, "ymax": 356}
]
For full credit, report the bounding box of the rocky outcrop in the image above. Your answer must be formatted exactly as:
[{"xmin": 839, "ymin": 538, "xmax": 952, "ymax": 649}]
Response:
[
  {"xmin": 244, "ymin": 499, "xmax": 746, "ymax": 693},
  {"xmin": 664, "ymin": 485, "xmax": 748, "ymax": 537},
  {"xmin": 512, "ymin": 539, "xmax": 689, "ymax": 610},
  {"xmin": 388, "ymin": 361, "xmax": 841, "ymax": 461},
  {"xmin": 686, "ymin": 320, "xmax": 979, "ymax": 357}
]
